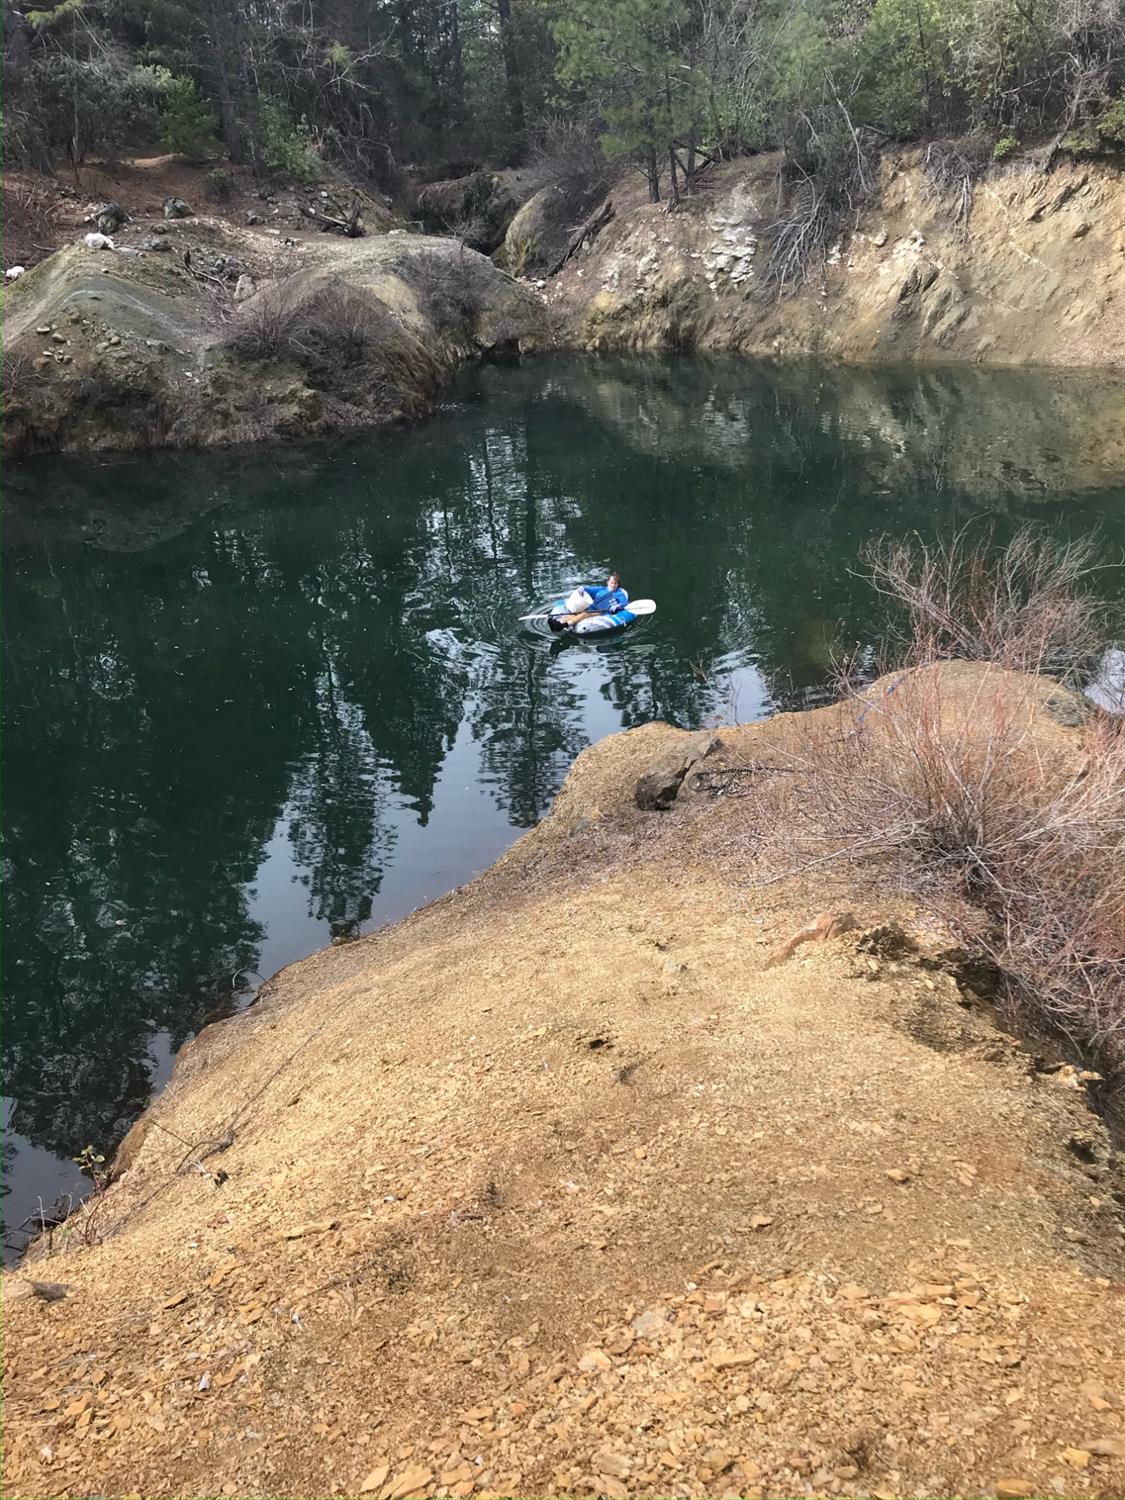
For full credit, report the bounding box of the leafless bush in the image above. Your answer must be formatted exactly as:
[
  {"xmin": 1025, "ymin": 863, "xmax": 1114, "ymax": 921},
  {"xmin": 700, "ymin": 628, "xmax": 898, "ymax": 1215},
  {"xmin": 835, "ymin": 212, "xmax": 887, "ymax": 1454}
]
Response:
[
  {"xmin": 224, "ymin": 276, "xmax": 444, "ymax": 407},
  {"xmin": 863, "ymin": 524, "xmax": 1116, "ymax": 684},
  {"xmin": 525, "ymin": 115, "xmax": 613, "ymax": 211},
  {"xmin": 746, "ymin": 668, "xmax": 1125, "ymax": 1071},
  {"xmin": 2, "ymin": 347, "xmax": 34, "ymax": 398},
  {"xmin": 922, "ymin": 132, "xmax": 996, "ymax": 228},
  {"xmin": 763, "ymin": 108, "xmax": 879, "ymax": 295},
  {"xmin": 225, "ymin": 280, "xmax": 306, "ymax": 360},
  {"xmin": 396, "ymin": 249, "xmax": 486, "ymax": 335}
]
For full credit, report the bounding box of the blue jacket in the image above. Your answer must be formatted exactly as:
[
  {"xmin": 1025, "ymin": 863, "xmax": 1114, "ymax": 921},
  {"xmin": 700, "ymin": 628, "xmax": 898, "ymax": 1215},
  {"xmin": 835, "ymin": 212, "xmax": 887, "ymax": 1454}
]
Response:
[{"xmin": 587, "ymin": 585, "xmax": 629, "ymax": 614}]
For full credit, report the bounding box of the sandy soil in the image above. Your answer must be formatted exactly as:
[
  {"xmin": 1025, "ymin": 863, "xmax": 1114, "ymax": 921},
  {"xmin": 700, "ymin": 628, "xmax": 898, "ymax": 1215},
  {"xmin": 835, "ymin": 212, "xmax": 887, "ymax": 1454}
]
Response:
[{"xmin": 3, "ymin": 662, "xmax": 1123, "ymax": 1500}]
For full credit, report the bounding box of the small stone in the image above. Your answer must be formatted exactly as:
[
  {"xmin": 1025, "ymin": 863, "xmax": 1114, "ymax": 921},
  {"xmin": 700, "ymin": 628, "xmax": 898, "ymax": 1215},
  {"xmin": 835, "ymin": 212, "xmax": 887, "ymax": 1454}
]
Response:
[
  {"xmin": 578, "ymin": 1349, "xmax": 611, "ymax": 1373},
  {"xmin": 632, "ymin": 1308, "xmax": 670, "ymax": 1339},
  {"xmin": 994, "ymin": 1481, "xmax": 1036, "ymax": 1498},
  {"xmin": 1086, "ymin": 1437, "xmax": 1125, "ymax": 1457},
  {"xmin": 380, "ymin": 1465, "xmax": 433, "ymax": 1498},
  {"xmin": 1061, "ymin": 1447, "xmax": 1091, "ymax": 1469},
  {"xmin": 1073, "ymin": 221, "xmax": 1092, "ymax": 238},
  {"xmin": 35, "ymin": 325, "xmax": 50, "ymax": 335},
  {"xmin": 886, "ymin": 1168, "xmax": 911, "ymax": 1184},
  {"xmin": 592, "ymin": 1451, "xmax": 631, "ymax": 1479},
  {"xmin": 108, "ymin": 334, "xmax": 121, "ymax": 347},
  {"xmin": 360, "ymin": 1463, "xmax": 390, "ymax": 1493},
  {"xmin": 747, "ymin": 1214, "xmax": 774, "ymax": 1230},
  {"xmin": 710, "ymin": 1349, "xmax": 757, "ymax": 1369},
  {"xmin": 50, "ymin": 332, "xmax": 67, "ymax": 344}
]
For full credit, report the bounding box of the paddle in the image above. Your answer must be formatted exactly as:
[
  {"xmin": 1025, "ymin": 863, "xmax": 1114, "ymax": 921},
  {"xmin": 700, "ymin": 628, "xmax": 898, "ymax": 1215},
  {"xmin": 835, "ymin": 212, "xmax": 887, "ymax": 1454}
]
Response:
[{"xmin": 519, "ymin": 599, "xmax": 657, "ymax": 622}]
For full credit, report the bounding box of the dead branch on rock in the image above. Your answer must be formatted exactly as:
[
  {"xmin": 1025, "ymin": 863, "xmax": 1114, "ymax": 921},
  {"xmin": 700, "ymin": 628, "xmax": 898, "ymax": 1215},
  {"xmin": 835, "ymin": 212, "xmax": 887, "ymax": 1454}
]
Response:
[{"xmin": 546, "ymin": 198, "xmax": 615, "ymax": 277}]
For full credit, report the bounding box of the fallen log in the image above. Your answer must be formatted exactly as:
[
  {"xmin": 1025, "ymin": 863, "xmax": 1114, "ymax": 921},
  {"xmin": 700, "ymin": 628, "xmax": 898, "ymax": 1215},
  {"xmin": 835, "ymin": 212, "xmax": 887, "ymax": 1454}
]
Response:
[{"xmin": 546, "ymin": 198, "xmax": 615, "ymax": 277}]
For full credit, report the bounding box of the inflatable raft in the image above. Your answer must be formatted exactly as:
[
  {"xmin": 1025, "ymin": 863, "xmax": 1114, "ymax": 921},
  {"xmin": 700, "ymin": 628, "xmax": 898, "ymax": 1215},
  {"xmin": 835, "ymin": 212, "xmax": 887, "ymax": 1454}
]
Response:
[{"xmin": 546, "ymin": 595, "xmax": 656, "ymax": 636}]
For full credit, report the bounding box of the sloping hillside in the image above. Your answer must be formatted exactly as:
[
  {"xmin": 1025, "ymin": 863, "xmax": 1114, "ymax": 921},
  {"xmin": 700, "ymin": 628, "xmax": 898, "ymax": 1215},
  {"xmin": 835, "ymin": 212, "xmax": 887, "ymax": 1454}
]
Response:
[{"xmin": 4, "ymin": 663, "xmax": 1123, "ymax": 1500}]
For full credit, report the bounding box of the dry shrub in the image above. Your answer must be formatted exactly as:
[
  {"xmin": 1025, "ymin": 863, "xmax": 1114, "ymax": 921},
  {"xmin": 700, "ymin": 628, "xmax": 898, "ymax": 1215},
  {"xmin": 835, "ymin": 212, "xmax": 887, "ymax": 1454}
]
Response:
[
  {"xmin": 921, "ymin": 132, "xmax": 997, "ymax": 228},
  {"xmin": 397, "ymin": 250, "xmax": 486, "ymax": 337},
  {"xmin": 864, "ymin": 523, "xmax": 1115, "ymax": 684},
  {"xmin": 526, "ymin": 115, "xmax": 613, "ymax": 212},
  {"xmin": 741, "ymin": 527, "xmax": 1125, "ymax": 1088},
  {"xmin": 225, "ymin": 277, "xmax": 444, "ymax": 406},
  {"xmin": 747, "ymin": 668, "xmax": 1125, "ymax": 1072},
  {"xmin": 2, "ymin": 177, "xmax": 63, "ymax": 267},
  {"xmin": 2, "ymin": 347, "xmax": 34, "ymax": 397}
]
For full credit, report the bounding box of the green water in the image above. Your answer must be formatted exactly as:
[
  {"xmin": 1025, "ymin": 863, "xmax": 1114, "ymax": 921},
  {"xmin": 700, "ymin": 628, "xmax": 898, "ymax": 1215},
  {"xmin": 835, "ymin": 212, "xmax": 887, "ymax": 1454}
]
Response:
[{"xmin": 4, "ymin": 353, "xmax": 1124, "ymax": 1250}]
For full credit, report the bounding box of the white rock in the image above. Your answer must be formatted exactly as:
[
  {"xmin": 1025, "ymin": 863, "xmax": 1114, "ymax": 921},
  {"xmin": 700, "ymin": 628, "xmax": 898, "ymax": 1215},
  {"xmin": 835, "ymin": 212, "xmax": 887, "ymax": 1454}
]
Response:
[
  {"xmin": 5, "ymin": 265, "xmax": 26, "ymax": 280},
  {"xmin": 84, "ymin": 232, "xmax": 115, "ymax": 251}
]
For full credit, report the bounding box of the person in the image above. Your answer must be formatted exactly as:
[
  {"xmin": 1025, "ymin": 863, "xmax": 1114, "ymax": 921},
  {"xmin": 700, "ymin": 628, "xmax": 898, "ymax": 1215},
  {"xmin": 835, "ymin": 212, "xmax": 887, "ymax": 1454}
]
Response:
[{"xmin": 549, "ymin": 572, "xmax": 629, "ymax": 631}]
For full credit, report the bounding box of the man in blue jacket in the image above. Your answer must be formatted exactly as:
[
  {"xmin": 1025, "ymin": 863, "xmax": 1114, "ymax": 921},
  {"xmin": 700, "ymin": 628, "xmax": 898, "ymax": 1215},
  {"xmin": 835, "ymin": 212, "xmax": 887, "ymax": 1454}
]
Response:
[{"xmin": 550, "ymin": 572, "xmax": 628, "ymax": 631}]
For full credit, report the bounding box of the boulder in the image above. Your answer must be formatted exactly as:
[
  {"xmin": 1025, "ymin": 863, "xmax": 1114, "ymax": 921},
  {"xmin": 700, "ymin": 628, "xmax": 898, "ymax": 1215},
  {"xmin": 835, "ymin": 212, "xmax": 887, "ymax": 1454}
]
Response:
[
  {"xmin": 163, "ymin": 197, "xmax": 193, "ymax": 220},
  {"xmin": 416, "ymin": 171, "xmax": 527, "ymax": 255},
  {"xmin": 97, "ymin": 201, "xmax": 128, "ymax": 233},
  {"xmin": 501, "ymin": 181, "xmax": 609, "ymax": 277},
  {"xmin": 635, "ymin": 731, "xmax": 719, "ymax": 811},
  {"xmin": 233, "ymin": 273, "xmax": 256, "ymax": 302}
]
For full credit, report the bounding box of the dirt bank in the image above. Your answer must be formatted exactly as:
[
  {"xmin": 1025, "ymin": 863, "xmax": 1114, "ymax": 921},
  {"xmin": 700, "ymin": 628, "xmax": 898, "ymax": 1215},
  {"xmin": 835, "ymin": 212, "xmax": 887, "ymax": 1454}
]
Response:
[
  {"xmin": 3, "ymin": 206, "xmax": 545, "ymax": 457},
  {"xmin": 4, "ymin": 662, "xmax": 1123, "ymax": 1500},
  {"xmin": 550, "ymin": 149, "xmax": 1125, "ymax": 369}
]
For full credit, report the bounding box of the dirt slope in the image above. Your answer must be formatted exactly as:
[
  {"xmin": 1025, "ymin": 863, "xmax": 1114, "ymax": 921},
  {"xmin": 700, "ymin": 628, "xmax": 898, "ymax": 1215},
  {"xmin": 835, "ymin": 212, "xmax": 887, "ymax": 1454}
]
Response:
[
  {"xmin": 3, "ymin": 664, "xmax": 1124, "ymax": 1500},
  {"xmin": 552, "ymin": 149, "xmax": 1125, "ymax": 369}
]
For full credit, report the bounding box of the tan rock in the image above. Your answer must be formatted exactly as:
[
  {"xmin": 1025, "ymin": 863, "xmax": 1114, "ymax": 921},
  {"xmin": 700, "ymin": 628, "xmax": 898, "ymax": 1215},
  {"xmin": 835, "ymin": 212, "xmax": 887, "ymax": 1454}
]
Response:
[{"xmin": 380, "ymin": 1464, "xmax": 434, "ymax": 1498}]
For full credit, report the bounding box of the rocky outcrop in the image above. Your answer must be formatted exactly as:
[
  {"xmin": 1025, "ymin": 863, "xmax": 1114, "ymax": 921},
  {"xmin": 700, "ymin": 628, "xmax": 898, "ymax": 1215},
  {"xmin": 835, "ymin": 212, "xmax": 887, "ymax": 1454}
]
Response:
[
  {"xmin": 634, "ymin": 729, "xmax": 719, "ymax": 809},
  {"xmin": 415, "ymin": 169, "xmax": 536, "ymax": 254},
  {"xmin": 500, "ymin": 181, "xmax": 609, "ymax": 277},
  {"xmin": 549, "ymin": 149, "xmax": 1125, "ymax": 368},
  {"xmin": 2, "ymin": 217, "xmax": 546, "ymax": 456}
]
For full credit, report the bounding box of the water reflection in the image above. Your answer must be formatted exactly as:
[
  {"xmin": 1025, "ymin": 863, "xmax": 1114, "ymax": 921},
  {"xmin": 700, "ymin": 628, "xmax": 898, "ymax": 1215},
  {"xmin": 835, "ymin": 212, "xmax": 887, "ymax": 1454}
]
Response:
[{"xmin": 4, "ymin": 353, "xmax": 1124, "ymax": 1253}]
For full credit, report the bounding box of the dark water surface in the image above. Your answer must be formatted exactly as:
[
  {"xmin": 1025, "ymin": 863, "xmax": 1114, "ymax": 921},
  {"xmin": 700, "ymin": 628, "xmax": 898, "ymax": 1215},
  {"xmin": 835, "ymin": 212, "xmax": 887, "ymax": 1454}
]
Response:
[{"xmin": 4, "ymin": 353, "xmax": 1124, "ymax": 1252}]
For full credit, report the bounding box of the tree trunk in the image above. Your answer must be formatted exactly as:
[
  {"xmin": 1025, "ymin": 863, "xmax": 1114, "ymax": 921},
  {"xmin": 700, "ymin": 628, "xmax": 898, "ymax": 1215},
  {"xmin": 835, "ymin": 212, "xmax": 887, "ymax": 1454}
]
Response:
[
  {"xmin": 3, "ymin": 2, "xmax": 54, "ymax": 173},
  {"xmin": 665, "ymin": 74, "xmax": 679, "ymax": 206},
  {"xmin": 496, "ymin": 0, "xmax": 526, "ymax": 159},
  {"xmin": 646, "ymin": 144, "xmax": 660, "ymax": 202},
  {"xmin": 447, "ymin": 0, "xmax": 466, "ymax": 131},
  {"xmin": 207, "ymin": 0, "xmax": 247, "ymax": 164}
]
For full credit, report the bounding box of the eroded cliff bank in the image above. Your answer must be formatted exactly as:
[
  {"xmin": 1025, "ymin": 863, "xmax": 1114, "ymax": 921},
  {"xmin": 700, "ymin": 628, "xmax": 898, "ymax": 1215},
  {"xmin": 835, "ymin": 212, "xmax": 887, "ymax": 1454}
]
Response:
[
  {"xmin": 548, "ymin": 149, "xmax": 1125, "ymax": 368},
  {"xmin": 6, "ymin": 147, "xmax": 1125, "ymax": 459},
  {"xmin": 4, "ymin": 662, "xmax": 1124, "ymax": 1500}
]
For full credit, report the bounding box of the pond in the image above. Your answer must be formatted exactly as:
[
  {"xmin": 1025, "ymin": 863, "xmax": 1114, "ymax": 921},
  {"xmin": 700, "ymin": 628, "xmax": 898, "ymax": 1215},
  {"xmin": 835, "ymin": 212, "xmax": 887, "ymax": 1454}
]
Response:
[{"xmin": 4, "ymin": 352, "xmax": 1125, "ymax": 1255}]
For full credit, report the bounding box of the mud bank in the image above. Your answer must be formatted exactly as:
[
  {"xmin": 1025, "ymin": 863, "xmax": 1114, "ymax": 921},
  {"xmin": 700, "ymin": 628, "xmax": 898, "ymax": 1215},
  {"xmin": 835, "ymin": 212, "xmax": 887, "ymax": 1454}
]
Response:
[{"xmin": 3, "ymin": 662, "xmax": 1123, "ymax": 1500}]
